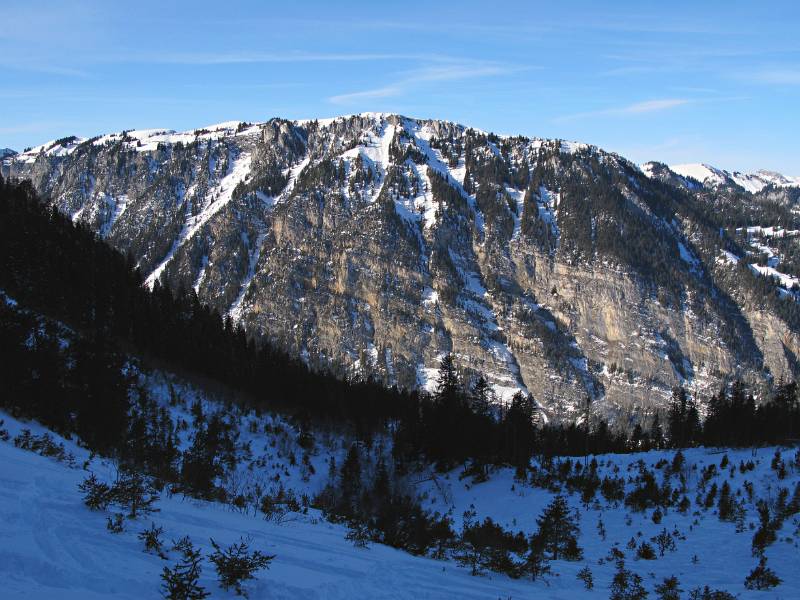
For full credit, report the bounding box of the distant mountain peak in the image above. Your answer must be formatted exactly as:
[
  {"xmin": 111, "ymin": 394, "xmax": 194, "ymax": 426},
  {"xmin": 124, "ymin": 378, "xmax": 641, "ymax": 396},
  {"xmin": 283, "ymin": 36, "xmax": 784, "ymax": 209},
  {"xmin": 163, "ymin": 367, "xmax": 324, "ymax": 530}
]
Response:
[{"xmin": 642, "ymin": 161, "xmax": 800, "ymax": 193}]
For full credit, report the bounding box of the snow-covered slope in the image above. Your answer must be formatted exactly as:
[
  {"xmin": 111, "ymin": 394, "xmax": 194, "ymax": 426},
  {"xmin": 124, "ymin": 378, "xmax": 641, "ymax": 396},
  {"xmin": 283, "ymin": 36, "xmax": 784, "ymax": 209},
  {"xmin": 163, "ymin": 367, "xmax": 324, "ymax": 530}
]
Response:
[
  {"xmin": 665, "ymin": 163, "xmax": 800, "ymax": 193},
  {"xmin": 0, "ymin": 412, "xmax": 537, "ymax": 599},
  {"xmin": 2, "ymin": 368, "xmax": 799, "ymax": 600}
]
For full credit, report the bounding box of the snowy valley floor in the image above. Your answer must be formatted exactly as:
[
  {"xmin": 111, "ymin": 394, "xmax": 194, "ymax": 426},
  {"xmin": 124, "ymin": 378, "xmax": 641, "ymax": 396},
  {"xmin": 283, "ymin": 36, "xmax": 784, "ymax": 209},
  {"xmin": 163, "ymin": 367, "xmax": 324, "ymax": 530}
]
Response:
[{"xmin": 1, "ymin": 392, "xmax": 798, "ymax": 599}]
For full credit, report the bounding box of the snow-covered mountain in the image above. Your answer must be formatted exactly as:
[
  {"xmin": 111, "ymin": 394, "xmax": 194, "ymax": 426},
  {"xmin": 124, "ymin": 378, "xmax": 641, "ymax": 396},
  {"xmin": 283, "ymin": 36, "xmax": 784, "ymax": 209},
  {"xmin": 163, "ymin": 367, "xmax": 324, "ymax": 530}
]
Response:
[
  {"xmin": 4, "ymin": 113, "xmax": 800, "ymax": 419},
  {"xmin": 0, "ymin": 148, "xmax": 17, "ymax": 160},
  {"xmin": 643, "ymin": 162, "xmax": 800, "ymax": 194}
]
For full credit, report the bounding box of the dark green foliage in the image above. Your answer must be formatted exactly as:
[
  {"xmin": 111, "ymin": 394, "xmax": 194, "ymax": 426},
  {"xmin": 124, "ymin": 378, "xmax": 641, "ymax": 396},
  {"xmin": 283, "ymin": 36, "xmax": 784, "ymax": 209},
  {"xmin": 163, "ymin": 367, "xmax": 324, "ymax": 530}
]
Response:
[
  {"xmin": 610, "ymin": 559, "xmax": 649, "ymax": 600},
  {"xmin": 524, "ymin": 544, "xmax": 551, "ymax": 581},
  {"xmin": 79, "ymin": 469, "xmax": 159, "ymax": 518},
  {"xmin": 751, "ymin": 500, "xmax": 778, "ymax": 556},
  {"xmin": 138, "ymin": 522, "xmax": 167, "ymax": 558},
  {"xmin": 667, "ymin": 387, "xmax": 702, "ymax": 448},
  {"xmin": 532, "ymin": 496, "xmax": 582, "ymax": 561},
  {"xmin": 687, "ymin": 587, "xmax": 735, "ymax": 600},
  {"xmin": 625, "ymin": 463, "xmax": 671, "ymax": 511},
  {"xmin": 14, "ymin": 430, "xmax": 75, "ymax": 464},
  {"xmin": 79, "ymin": 473, "xmax": 114, "ymax": 510},
  {"xmin": 208, "ymin": 537, "xmax": 274, "ymax": 597},
  {"xmin": 0, "ymin": 177, "xmax": 417, "ymax": 461},
  {"xmin": 114, "ymin": 468, "xmax": 160, "ymax": 519},
  {"xmin": 717, "ymin": 481, "xmax": 735, "ymax": 521},
  {"xmin": 339, "ymin": 443, "xmax": 362, "ymax": 507},
  {"xmin": 655, "ymin": 576, "xmax": 682, "ymax": 600},
  {"xmin": 651, "ymin": 529, "xmax": 676, "ymax": 557},
  {"xmin": 180, "ymin": 413, "xmax": 237, "ymax": 499},
  {"xmin": 456, "ymin": 508, "xmax": 527, "ymax": 577},
  {"xmin": 744, "ymin": 556, "xmax": 782, "ymax": 590},
  {"xmin": 106, "ymin": 513, "xmax": 124, "ymax": 533},
  {"xmin": 577, "ymin": 566, "xmax": 593, "ymax": 589},
  {"xmin": 651, "ymin": 507, "xmax": 663, "ymax": 524},
  {"xmin": 635, "ymin": 542, "xmax": 656, "ymax": 560},
  {"xmin": 345, "ymin": 520, "xmax": 371, "ymax": 548},
  {"xmin": 700, "ymin": 380, "xmax": 799, "ymax": 447},
  {"xmin": 703, "ymin": 483, "xmax": 718, "ymax": 509},
  {"xmin": 162, "ymin": 537, "xmax": 209, "ymax": 600}
]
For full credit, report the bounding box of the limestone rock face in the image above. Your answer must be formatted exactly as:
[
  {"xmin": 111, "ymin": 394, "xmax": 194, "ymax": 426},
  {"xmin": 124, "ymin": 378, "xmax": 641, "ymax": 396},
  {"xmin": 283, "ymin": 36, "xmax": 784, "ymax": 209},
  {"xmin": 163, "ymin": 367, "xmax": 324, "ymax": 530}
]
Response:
[{"xmin": 4, "ymin": 114, "xmax": 798, "ymax": 420}]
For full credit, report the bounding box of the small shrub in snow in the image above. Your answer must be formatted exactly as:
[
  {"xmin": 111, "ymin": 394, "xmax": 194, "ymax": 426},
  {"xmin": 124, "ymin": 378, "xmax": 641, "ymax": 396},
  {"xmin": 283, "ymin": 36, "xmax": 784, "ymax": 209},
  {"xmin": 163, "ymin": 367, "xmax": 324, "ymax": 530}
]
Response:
[
  {"xmin": 345, "ymin": 520, "xmax": 371, "ymax": 548},
  {"xmin": 651, "ymin": 507, "xmax": 663, "ymax": 524},
  {"xmin": 14, "ymin": 429, "xmax": 75, "ymax": 464},
  {"xmin": 655, "ymin": 575, "xmax": 681, "ymax": 600},
  {"xmin": 609, "ymin": 559, "xmax": 648, "ymax": 600},
  {"xmin": 524, "ymin": 545, "xmax": 551, "ymax": 581},
  {"xmin": 703, "ymin": 483, "xmax": 718, "ymax": 509},
  {"xmin": 687, "ymin": 587, "xmax": 735, "ymax": 600},
  {"xmin": 577, "ymin": 566, "xmax": 593, "ymax": 589},
  {"xmin": 744, "ymin": 556, "xmax": 781, "ymax": 590},
  {"xmin": 650, "ymin": 529, "xmax": 676, "ymax": 557},
  {"xmin": 114, "ymin": 468, "xmax": 160, "ymax": 519},
  {"xmin": 79, "ymin": 473, "xmax": 114, "ymax": 510},
  {"xmin": 106, "ymin": 513, "xmax": 124, "ymax": 533},
  {"xmin": 635, "ymin": 541, "xmax": 656, "ymax": 560},
  {"xmin": 751, "ymin": 500, "xmax": 778, "ymax": 556},
  {"xmin": 138, "ymin": 522, "xmax": 167, "ymax": 558},
  {"xmin": 208, "ymin": 537, "xmax": 275, "ymax": 597},
  {"xmin": 162, "ymin": 537, "xmax": 208, "ymax": 600},
  {"xmin": 597, "ymin": 515, "xmax": 607, "ymax": 540}
]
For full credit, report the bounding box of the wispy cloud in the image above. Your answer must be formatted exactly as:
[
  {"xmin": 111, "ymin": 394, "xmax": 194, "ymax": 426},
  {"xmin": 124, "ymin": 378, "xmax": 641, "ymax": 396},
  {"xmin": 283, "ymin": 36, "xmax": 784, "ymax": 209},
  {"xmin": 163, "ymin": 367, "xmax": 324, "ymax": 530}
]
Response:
[
  {"xmin": 554, "ymin": 98, "xmax": 690, "ymax": 122},
  {"xmin": 0, "ymin": 59, "xmax": 91, "ymax": 78},
  {"xmin": 743, "ymin": 68, "xmax": 800, "ymax": 85},
  {"xmin": 328, "ymin": 85, "xmax": 402, "ymax": 104},
  {"xmin": 329, "ymin": 62, "xmax": 527, "ymax": 105},
  {"xmin": 119, "ymin": 51, "xmax": 447, "ymax": 66}
]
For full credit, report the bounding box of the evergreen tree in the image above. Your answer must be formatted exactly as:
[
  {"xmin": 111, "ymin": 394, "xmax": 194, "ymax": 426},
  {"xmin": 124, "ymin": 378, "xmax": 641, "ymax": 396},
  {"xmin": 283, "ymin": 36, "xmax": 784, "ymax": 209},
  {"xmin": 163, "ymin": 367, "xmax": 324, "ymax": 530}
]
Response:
[
  {"xmin": 138, "ymin": 522, "xmax": 167, "ymax": 559},
  {"xmin": 532, "ymin": 496, "xmax": 582, "ymax": 560},
  {"xmin": 79, "ymin": 473, "xmax": 114, "ymax": 510},
  {"xmin": 744, "ymin": 556, "xmax": 781, "ymax": 590},
  {"xmin": 610, "ymin": 559, "xmax": 648, "ymax": 600},
  {"xmin": 114, "ymin": 468, "xmax": 160, "ymax": 519},
  {"xmin": 654, "ymin": 576, "xmax": 682, "ymax": 600},
  {"xmin": 339, "ymin": 443, "xmax": 362, "ymax": 514},
  {"xmin": 162, "ymin": 537, "xmax": 209, "ymax": 600},
  {"xmin": 208, "ymin": 537, "xmax": 275, "ymax": 597}
]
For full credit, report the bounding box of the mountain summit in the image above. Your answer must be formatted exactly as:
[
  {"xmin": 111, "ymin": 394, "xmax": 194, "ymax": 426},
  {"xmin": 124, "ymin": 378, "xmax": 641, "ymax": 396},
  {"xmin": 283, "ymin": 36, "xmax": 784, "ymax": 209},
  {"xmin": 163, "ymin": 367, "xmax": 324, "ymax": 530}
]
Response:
[{"xmin": 4, "ymin": 113, "xmax": 800, "ymax": 419}]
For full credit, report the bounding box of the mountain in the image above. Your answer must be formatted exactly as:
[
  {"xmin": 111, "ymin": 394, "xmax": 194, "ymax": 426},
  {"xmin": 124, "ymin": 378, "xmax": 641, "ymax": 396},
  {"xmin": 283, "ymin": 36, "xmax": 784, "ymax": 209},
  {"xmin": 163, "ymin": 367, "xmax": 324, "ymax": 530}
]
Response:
[
  {"xmin": 4, "ymin": 113, "xmax": 800, "ymax": 420},
  {"xmin": 642, "ymin": 161, "xmax": 800, "ymax": 194},
  {"xmin": 0, "ymin": 148, "xmax": 16, "ymax": 160}
]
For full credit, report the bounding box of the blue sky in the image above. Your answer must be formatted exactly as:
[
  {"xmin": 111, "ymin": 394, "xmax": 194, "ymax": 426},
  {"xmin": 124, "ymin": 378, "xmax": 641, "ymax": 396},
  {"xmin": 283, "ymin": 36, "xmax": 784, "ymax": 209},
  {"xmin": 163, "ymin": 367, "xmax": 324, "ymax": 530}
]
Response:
[{"xmin": 2, "ymin": 0, "xmax": 799, "ymax": 173}]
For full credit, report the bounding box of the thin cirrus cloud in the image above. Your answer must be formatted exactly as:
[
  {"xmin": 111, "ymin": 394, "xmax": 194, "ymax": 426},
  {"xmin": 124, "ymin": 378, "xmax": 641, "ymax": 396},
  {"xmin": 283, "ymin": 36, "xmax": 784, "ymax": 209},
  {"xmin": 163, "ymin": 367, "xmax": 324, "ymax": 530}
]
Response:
[
  {"xmin": 328, "ymin": 62, "xmax": 527, "ymax": 105},
  {"xmin": 118, "ymin": 51, "xmax": 452, "ymax": 66},
  {"xmin": 554, "ymin": 98, "xmax": 691, "ymax": 123},
  {"xmin": 743, "ymin": 68, "xmax": 800, "ymax": 85}
]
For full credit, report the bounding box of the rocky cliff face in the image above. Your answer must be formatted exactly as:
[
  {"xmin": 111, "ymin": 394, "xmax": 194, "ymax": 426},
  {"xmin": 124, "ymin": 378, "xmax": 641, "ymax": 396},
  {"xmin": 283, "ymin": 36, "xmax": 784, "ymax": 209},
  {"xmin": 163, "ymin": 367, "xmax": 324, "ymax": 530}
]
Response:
[{"xmin": 4, "ymin": 113, "xmax": 799, "ymax": 421}]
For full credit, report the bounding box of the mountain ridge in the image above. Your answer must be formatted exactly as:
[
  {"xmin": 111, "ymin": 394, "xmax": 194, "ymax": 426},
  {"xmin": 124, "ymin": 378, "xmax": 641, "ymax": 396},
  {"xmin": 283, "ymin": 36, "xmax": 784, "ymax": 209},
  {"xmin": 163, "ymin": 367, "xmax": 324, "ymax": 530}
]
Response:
[{"xmin": 4, "ymin": 112, "xmax": 800, "ymax": 420}]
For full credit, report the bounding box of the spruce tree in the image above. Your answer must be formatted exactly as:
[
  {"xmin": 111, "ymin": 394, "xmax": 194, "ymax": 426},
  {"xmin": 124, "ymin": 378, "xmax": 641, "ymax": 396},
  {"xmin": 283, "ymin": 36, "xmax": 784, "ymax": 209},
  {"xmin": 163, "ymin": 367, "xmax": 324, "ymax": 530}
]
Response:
[
  {"xmin": 162, "ymin": 537, "xmax": 209, "ymax": 600},
  {"xmin": 532, "ymin": 496, "xmax": 582, "ymax": 560},
  {"xmin": 208, "ymin": 537, "xmax": 275, "ymax": 597},
  {"xmin": 610, "ymin": 559, "xmax": 648, "ymax": 600},
  {"xmin": 114, "ymin": 468, "xmax": 159, "ymax": 519},
  {"xmin": 744, "ymin": 556, "xmax": 781, "ymax": 590},
  {"xmin": 79, "ymin": 474, "xmax": 114, "ymax": 510},
  {"xmin": 654, "ymin": 576, "xmax": 681, "ymax": 600}
]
